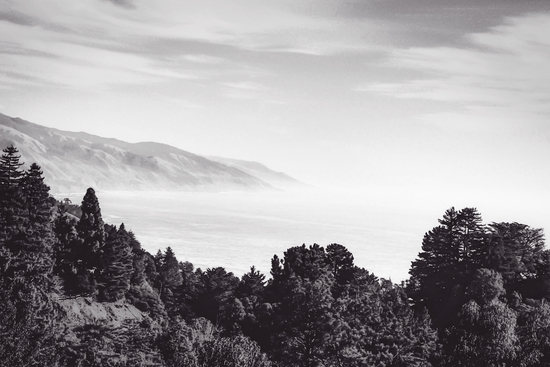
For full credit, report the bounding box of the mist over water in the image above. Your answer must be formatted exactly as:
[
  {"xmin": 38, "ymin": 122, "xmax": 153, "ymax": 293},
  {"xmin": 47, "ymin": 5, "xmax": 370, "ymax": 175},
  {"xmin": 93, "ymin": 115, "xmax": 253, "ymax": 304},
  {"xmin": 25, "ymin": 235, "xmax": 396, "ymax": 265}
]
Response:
[{"xmin": 62, "ymin": 188, "xmax": 549, "ymax": 283}]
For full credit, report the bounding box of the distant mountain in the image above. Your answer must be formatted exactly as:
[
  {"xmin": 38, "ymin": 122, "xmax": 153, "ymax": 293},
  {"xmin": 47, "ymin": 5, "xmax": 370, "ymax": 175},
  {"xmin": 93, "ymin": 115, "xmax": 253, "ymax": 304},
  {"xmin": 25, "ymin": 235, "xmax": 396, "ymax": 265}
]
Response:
[
  {"xmin": 207, "ymin": 156, "xmax": 307, "ymax": 190},
  {"xmin": 0, "ymin": 113, "xmax": 302, "ymax": 194}
]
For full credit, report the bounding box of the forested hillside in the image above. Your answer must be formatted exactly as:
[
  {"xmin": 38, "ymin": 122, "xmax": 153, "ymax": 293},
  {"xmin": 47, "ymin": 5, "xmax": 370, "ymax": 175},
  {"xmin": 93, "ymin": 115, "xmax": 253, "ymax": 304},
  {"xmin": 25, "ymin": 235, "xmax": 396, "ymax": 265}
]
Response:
[{"xmin": 1, "ymin": 143, "xmax": 550, "ymax": 367}]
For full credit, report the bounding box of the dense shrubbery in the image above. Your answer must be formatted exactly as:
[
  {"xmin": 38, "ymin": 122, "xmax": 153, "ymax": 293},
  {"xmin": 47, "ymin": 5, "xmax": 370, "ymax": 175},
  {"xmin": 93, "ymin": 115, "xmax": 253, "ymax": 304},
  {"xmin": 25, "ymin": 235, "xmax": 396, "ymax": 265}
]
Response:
[{"xmin": 1, "ymin": 144, "xmax": 550, "ymax": 366}]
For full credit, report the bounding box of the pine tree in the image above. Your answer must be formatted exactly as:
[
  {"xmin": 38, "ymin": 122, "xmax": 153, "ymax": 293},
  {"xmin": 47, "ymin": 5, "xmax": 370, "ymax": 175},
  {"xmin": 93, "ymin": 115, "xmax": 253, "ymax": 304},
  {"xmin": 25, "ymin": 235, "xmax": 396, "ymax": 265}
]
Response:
[
  {"xmin": 326, "ymin": 243, "xmax": 356, "ymax": 296},
  {"xmin": 0, "ymin": 147, "xmax": 56, "ymax": 284},
  {"xmin": 333, "ymin": 270, "xmax": 439, "ymax": 367},
  {"xmin": 75, "ymin": 187, "xmax": 105, "ymax": 295},
  {"xmin": 0, "ymin": 145, "xmax": 25, "ymax": 259},
  {"xmin": 408, "ymin": 207, "xmax": 487, "ymax": 329},
  {"xmin": 443, "ymin": 269, "xmax": 518, "ymax": 367},
  {"xmin": 53, "ymin": 207, "xmax": 81, "ymax": 294},
  {"xmin": 0, "ymin": 277, "xmax": 62, "ymax": 366},
  {"xmin": 98, "ymin": 224, "xmax": 133, "ymax": 301},
  {"xmin": 273, "ymin": 273, "xmax": 337, "ymax": 366},
  {"xmin": 237, "ymin": 266, "xmax": 266, "ymax": 301},
  {"xmin": 15, "ymin": 163, "xmax": 55, "ymax": 281},
  {"xmin": 157, "ymin": 247, "xmax": 183, "ymax": 313},
  {"xmin": 195, "ymin": 267, "xmax": 239, "ymax": 328},
  {"xmin": 265, "ymin": 244, "xmax": 340, "ymax": 366}
]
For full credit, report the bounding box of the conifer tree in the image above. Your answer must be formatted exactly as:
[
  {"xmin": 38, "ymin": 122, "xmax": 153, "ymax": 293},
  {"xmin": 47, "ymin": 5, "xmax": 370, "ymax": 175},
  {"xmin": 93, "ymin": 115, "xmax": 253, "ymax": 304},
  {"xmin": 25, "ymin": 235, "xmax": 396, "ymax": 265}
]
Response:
[
  {"xmin": 408, "ymin": 207, "xmax": 487, "ymax": 328},
  {"xmin": 334, "ymin": 273, "xmax": 439, "ymax": 367},
  {"xmin": 172, "ymin": 260, "xmax": 202, "ymax": 320},
  {"xmin": 53, "ymin": 206, "xmax": 81, "ymax": 294},
  {"xmin": 157, "ymin": 247, "xmax": 183, "ymax": 313},
  {"xmin": 0, "ymin": 147, "xmax": 56, "ymax": 283},
  {"xmin": 326, "ymin": 243, "xmax": 356, "ymax": 297},
  {"xmin": 16, "ymin": 163, "xmax": 55, "ymax": 280},
  {"xmin": 0, "ymin": 277, "xmax": 62, "ymax": 366},
  {"xmin": 0, "ymin": 145, "xmax": 25, "ymax": 256},
  {"xmin": 265, "ymin": 244, "xmax": 340, "ymax": 366},
  {"xmin": 98, "ymin": 224, "xmax": 133, "ymax": 301},
  {"xmin": 443, "ymin": 269, "xmax": 517, "ymax": 367},
  {"xmin": 237, "ymin": 266, "xmax": 266, "ymax": 300},
  {"xmin": 195, "ymin": 266, "xmax": 239, "ymax": 327},
  {"xmin": 75, "ymin": 187, "xmax": 105, "ymax": 295}
]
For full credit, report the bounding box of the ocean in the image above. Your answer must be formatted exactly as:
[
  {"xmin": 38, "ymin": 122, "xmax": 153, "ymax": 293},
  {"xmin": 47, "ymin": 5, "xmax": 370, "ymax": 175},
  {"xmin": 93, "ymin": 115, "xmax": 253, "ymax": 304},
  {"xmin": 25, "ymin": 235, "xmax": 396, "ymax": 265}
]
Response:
[{"xmin": 61, "ymin": 188, "xmax": 548, "ymax": 283}]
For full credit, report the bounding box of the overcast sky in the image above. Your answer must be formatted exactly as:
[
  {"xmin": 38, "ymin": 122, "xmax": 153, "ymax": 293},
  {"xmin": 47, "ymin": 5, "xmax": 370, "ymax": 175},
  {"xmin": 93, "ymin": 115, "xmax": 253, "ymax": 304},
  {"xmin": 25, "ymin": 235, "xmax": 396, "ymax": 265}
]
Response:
[{"xmin": 1, "ymin": 0, "xmax": 549, "ymax": 211}]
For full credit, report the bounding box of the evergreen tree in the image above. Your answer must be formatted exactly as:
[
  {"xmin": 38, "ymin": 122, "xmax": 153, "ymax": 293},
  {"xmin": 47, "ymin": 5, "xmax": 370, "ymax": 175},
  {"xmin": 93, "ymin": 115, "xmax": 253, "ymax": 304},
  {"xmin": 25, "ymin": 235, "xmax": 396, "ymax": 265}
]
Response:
[
  {"xmin": 16, "ymin": 163, "xmax": 55, "ymax": 281},
  {"xmin": 326, "ymin": 243, "xmax": 356, "ymax": 297},
  {"xmin": 194, "ymin": 267, "xmax": 239, "ymax": 328},
  {"xmin": 333, "ymin": 270, "xmax": 439, "ymax": 367},
  {"xmin": 98, "ymin": 224, "xmax": 133, "ymax": 301},
  {"xmin": 443, "ymin": 269, "xmax": 518, "ymax": 367},
  {"xmin": 157, "ymin": 247, "xmax": 183, "ymax": 314},
  {"xmin": 236, "ymin": 266, "xmax": 266, "ymax": 301},
  {"xmin": 273, "ymin": 273, "xmax": 337, "ymax": 366},
  {"xmin": 0, "ymin": 277, "xmax": 62, "ymax": 366},
  {"xmin": 515, "ymin": 298, "xmax": 550, "ymax": 366},
  {"xmin": 0, "ymin": 145, "xmax": 25, "ymax": 272},
  {"xmin": 265, "ymin": 244, "xmax": 339, "ymax": 366},
  {"xmin": 74, "ymin": 187, "xmax": 105, "ymax": 295},
  {"xmin": 52, "ymin": 207, "xmax": 81, "ymax": 294},
  {"xmin": 408, "ymin": 207, "xmax": 487, "ymax": 329},
  {"xmin": 486, "ymin": 222, "xmax": 546, "ymax": 296}
]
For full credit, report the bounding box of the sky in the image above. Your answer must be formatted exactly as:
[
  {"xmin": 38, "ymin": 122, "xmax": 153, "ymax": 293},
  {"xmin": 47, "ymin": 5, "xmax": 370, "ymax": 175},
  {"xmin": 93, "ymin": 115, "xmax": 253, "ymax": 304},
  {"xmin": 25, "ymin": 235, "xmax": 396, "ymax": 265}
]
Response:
[{"xmin": 1, "ymin": 0, "xmax": 550, "ymax": 224}]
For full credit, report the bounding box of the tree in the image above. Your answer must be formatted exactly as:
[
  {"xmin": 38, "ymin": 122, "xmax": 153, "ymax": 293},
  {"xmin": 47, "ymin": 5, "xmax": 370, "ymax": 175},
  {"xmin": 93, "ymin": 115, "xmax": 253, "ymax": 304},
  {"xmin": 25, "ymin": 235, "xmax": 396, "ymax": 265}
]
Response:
[
  {"xmin": 408, "ymin": 207, "xmax": 487, "ymax": 329},
  {"xmin": 516, "ymin": 298, "xmax": 550, "ymax": 366},
  {"xmin": 443, "ymin": 269, "xmax": 517, "ymax": 367},
  {"xmin": 333, "ymin": 270, "xmax": 439, "ymax": 367},
  {"xmin": 326, "ymin": 243, "xmax": 356, "ymax": 297},
  {"xmin": 486, "ymin": 222, "xmax": 546, "ymax": 297},
  {"xmin": 16, "ymin": 163, "xmax": 55, "ymax": 281},
  {"xmin": 53, "ymin": 210, "xmax": 81, "ymax": 294},
  {"xmin": 156, "ymin": 247, "xmax": 183, "ymax": 314},
  {"xmin": 266, "ymin": 244, "xmax": 339, "ymax": 366},
  {"xmin": 198, "ymin": 334, "xmax": 273, "ymax": 367},
  {"xmin": 194, "ymin": 266, "xmax": 239, "ymax": 329},
  {"xmin": 272, "ymin": 273, "xmax": 337, "ymax": 367},
  {"xmin": 0, "ymin": 145, "xmax": 25, "ymax": 272},
  {"xmin": 98, "ymin": 224, "xmax": 133, "ymax": 301},
  {"xmin": 0, "ymin": 277, "xmax": 62, "ymax": 366},
  {"xmin": 74, "ymin": 187, "xmax": 105, "ymax": 295}
]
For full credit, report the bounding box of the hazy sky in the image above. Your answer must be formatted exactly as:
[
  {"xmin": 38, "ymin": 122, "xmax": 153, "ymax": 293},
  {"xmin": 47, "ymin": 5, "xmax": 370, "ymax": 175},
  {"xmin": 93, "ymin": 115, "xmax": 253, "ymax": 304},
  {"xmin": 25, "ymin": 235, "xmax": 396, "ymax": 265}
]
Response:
[{"xmin": 1, "ymin": 0, "xmax": 549, "ymax": 204}]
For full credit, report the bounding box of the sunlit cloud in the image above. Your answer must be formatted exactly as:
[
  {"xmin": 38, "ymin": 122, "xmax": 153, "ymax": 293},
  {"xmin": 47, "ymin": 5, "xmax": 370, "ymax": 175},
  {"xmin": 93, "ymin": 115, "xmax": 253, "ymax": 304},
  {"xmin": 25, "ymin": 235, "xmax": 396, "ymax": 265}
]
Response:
[
  {"xmin": 101, "ymin": 0, "xmax": 135, "ymax": 9},
  {"xmin": 181, "ymin": 54, "xmax": 225, "ymax": 64},
  {"xmin": 360, "ymin": 13, "xmax": 550, "ymax": 127},
  {"xmin": 0, "ymin": 0, "xmax": 386, "ymax": 91},
  {"xmin": 221, "ymin": 81, "xmax": 268, "ymax": 91}
]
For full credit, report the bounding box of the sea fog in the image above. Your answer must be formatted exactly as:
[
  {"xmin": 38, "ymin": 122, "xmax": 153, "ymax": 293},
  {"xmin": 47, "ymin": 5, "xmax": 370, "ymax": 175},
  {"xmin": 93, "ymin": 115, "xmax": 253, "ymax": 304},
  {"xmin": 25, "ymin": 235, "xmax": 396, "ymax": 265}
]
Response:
[{"xmin": 60, "ymin": 188, "xmax": 549, "ymax": 283}]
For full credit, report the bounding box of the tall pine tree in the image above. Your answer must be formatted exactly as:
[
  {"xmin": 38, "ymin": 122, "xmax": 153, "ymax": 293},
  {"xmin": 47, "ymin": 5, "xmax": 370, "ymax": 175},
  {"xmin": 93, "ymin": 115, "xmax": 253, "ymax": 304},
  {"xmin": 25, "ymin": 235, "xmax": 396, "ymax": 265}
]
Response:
[
  {"xmin": 75, "ymin": 187, "xmax": 105, "ymax": 295},
  {"xmin": 0, "ymin": 145, "xmax": 25, "ymax": 256},
  {"xmin": 98, "ymin": 224, "xmax": 133, "ymax": 301}
]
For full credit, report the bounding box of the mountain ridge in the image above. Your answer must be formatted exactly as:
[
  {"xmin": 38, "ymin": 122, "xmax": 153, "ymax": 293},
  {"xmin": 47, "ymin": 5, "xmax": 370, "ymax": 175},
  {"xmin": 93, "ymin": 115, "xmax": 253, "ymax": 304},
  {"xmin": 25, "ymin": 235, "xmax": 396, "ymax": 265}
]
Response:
[{"xmin": 0, "ymin": 113, "xmax": 303, "ymax": 194}]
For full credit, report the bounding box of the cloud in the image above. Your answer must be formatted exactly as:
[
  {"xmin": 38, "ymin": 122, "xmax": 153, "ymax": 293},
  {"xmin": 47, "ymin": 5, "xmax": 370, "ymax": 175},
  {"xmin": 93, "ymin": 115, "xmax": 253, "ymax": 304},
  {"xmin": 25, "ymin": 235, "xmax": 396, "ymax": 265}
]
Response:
[
  {"xmin": 360, "ymin": 13, "xmax": 550, "ymax": 127},
  {"xmin": 102, "ymin": 0, "xmax": 135, "ymax": 9},
  {"xmin": 181, "ymin": 54, "xmax": 225, "ymax": 64},
  {"xmin": 0, "ymin": 0, "xmax": 341, "ymax": 90},
  {"xmin": 221, "ymin": 81, "xmax": 267, "ymax": 91}
]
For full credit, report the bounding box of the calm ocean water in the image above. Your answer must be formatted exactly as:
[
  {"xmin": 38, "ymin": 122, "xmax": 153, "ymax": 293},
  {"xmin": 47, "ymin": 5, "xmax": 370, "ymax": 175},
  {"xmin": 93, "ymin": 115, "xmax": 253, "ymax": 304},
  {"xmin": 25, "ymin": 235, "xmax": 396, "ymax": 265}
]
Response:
[{"xmin": 62, "ymin": 188, "xmax": 549, "ymax": 283}]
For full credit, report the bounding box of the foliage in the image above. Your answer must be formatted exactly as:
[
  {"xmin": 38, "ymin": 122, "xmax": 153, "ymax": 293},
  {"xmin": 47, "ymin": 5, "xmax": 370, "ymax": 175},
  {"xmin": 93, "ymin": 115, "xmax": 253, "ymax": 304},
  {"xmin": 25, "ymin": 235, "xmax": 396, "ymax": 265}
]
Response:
[
  {"xmin": 4, "ymin": 144, "xmax": 550, "ymax": 367},
  {"xmin": 0, "ymin": 277, "xmax": 62, "ymax": 367},
  {"xmin": 98, "ymin": 224, "xmax": 134, "ymax": 301}
]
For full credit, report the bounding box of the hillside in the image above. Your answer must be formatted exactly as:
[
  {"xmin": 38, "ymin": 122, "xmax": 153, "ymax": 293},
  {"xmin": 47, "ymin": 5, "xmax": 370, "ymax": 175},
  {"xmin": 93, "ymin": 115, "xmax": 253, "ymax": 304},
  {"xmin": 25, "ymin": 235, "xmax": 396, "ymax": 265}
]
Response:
[
  {"xmin": 207, "ymin": 156, "xmax": 307, "ymax": 190},
  {"xmin": 0, "ymin": 113, "xmax": 302, "ymax": 194}
]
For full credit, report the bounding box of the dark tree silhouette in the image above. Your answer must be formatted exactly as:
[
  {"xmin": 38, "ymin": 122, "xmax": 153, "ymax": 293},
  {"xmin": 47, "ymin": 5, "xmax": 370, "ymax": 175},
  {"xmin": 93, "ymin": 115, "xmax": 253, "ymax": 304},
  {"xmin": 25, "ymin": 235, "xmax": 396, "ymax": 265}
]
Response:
[
  {"xmin": 74, "ymin": 187, "xmax": 105, "ymax": 295},
  {"xmin": 98, "ymin": 224, "xmax": 133, "ymax": 301}
]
